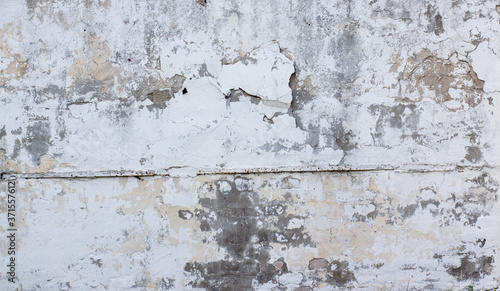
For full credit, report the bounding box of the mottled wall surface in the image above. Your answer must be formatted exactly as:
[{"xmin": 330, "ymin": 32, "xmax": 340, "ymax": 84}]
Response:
[{"xmin": 0, "ymin": 0, "xmax": 499, "ymax": 290}]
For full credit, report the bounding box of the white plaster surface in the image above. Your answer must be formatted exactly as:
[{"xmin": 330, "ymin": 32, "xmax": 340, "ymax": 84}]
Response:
[{"xmin": 0, "ymin": 0, "xmax": 499, "ymax": 289}]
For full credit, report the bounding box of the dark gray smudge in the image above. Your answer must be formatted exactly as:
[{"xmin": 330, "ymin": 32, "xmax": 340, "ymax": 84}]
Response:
[
  {"xmin": 397, "ymin": 173, "xmax": 498, "ymax": 226},
  {"xmin": 23, "ymin": 120, "xmax": 51, "ymax": 165},
  {"xmin": 185, "ymin": 177, "xmax": 311, "ymax": 290},
  {"xmin": 289, "ymin": 69, "xmax": 357, "ymax": 152},
  {"xmin": 10, "ymin": 127, "xmax": 22, "ymax": 135},
  {"xmin": 158, "ymin": 278, "xmax": 174, "ymax": 290},
  {"xmin": 369, "ymin": 104, "xmax": 420, "ymax": 146},
  {"xmin": 425, "ymin": 5, "xmax": 444, "ymax": 35},
  {"xmin": 325, "ymin": 260, "xmax": 356, "ymax": 287},
  {"xmin": 0, "ymin": 126, "xmax": 6, "ymax": 140}
]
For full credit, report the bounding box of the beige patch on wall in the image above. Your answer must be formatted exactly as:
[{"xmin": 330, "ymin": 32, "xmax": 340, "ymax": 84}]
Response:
[{"xmin": 397, "ymin": 49, "xmax": 484, "ymax": 111}]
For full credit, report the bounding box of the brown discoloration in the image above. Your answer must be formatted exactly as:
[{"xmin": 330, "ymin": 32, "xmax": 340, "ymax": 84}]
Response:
[
  {"xmin": 446, "ymin": 254, "xmax": 494, "ymax": 281},
  {"xmin": 465, "ymin": 146, "xmax": 482, "ymax": 163},
  {"xmin": 397, "ymin": 50, "xmax": 483, "ymax": 111},
  {"xmin": 273, "ymin": 259, "xmax": 288, "ymax": 272}
]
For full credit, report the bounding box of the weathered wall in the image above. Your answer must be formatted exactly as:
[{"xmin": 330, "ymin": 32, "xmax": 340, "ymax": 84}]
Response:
[
  {"xmin": 2, "ymin": 172, "xmax": 500, "ymax": 290},
  {"xmin": 1, "ymin": 0, "xmax": 499, "ymax": 290}
]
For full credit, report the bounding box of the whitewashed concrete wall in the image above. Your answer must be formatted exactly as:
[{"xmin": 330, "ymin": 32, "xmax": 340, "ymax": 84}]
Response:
[{"xmin": 1, "ymin": 0, "xmax": 499, "ymax": 290}]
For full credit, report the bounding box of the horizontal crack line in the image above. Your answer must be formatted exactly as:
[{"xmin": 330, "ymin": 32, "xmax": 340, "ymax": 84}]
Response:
[{"xmin": 0, "ymin": 164, "xmax": 491, "ymax": 180}]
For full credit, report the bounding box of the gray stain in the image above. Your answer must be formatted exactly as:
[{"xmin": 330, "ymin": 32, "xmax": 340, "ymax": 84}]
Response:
[
  {"xmin": 325, "ymin": 260, "xmax": 356, "ymax": 287},
  {"xmin": 329, "ymin": 29, "xmax": 363, "ymax": 83},
  {"xmin": 185, "ymin": 177, "xmax": 312, "ymax": 290},
  {"xmin": 447, "ymin": 254, "xmax": 494, "ymax": 281},
  {"xmin": 0, "ymin": 126, "xmax": 6, "ymax": 139}
]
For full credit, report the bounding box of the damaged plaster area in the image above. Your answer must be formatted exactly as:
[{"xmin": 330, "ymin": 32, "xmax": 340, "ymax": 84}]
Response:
[
  {"xmin": 217, "ymin": 42, "xmax": 295, "ymax": 108},
  {"xmin": 1, "ymin": 171, "xmax": 498, "ymax": 290},
  {"xmin": 0, "ymin": 0, "xmax": 498, "ymax": 173}
]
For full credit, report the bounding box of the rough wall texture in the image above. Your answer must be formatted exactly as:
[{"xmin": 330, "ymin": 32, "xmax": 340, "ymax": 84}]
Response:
[{"xmin": 0, "ymin": 0, "xmax": 499, "ymax": 290}]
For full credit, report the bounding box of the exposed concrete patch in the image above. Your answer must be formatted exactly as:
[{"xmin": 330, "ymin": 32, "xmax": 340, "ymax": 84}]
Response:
[
  {"xmin": 22, "ymin": 120, "xmax": 51, "ymax": 165},
  {"xmin": 185, "ymin": 177, "xmax": 312, "ymax": 289},
  {"xmin": 447, "ymin": 254, "xmax": 494, "ymax": 281},
  {"xmin": 147, "ymin": 89, "xmax": 171, "ymax": 104},
  {"xmin": 425, "ymin": 4, "xmax": 445, "ymax": 36},
  {"xmin": 308, "ymin": 258, "xmax": 328, "ymax": 269},
  {"xmin": 465, "ymin": 146, "xmax": 482, "ymax": 163},
  {"xmin": 134, "ymin": 74, "xmax": 186, "ymax": 103},
  {"xmin": 398, "ymin": 50, "xmax": 484, "ymax": 110}
]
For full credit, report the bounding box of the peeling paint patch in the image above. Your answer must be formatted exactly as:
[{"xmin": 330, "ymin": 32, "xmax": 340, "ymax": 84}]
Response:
[
  {"xmin": 398, "ymin": 50, "xmax": 483, "ymax": 110},
  {"xmin": 217, "ymin": 43, "xmax": 295, "ymax": 106},
  {"xmin": 447, "ymin": 255, "xmax": 494, "ymax": 281},
  {"xmin": 469, "ymin": 41, "xmax": 500, "ymax": 93}
]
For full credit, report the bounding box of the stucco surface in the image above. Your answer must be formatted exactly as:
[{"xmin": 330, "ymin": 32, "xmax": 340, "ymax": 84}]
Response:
[
  {"xmin": 1, "ymin": 0, "xmax": 500, "ymax": 289},
  {"xmin": 1, "ymin": 171, "xmax": 500, "ymax": 290}
]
